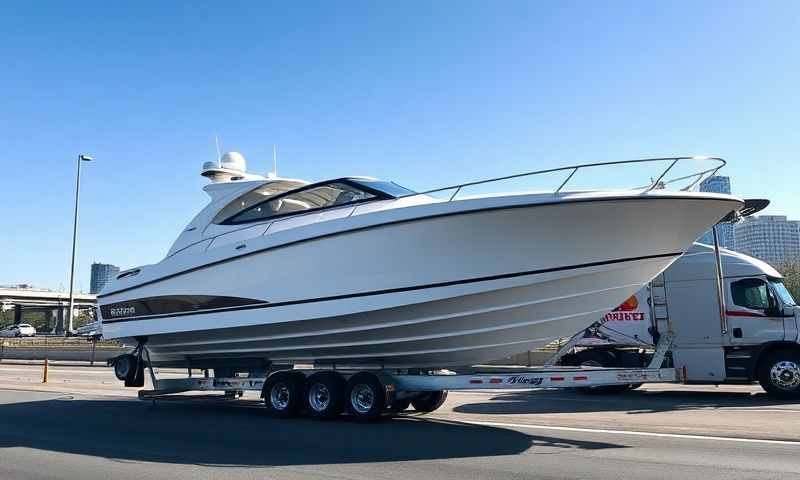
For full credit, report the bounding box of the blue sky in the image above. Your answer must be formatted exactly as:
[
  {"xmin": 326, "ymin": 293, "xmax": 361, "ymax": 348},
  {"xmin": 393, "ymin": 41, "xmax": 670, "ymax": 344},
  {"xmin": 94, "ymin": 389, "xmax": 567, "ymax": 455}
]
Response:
[{"xmin": 2, "ymin": 1, "xmax": 799, "ymax": 290}]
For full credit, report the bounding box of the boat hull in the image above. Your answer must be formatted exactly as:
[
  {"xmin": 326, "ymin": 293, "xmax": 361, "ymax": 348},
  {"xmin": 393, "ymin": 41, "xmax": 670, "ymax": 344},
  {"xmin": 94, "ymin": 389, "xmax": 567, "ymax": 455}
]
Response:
[{"xmin": 100, "ymin": 194, "xmax": 741, "ymax": 368}]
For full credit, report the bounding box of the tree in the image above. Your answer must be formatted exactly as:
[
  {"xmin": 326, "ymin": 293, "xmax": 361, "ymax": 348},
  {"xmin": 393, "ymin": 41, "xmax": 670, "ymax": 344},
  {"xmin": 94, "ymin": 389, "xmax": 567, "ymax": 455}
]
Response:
[{"xmin": 776, "ymin": 258, "xmax": 800, "ymax": 302}]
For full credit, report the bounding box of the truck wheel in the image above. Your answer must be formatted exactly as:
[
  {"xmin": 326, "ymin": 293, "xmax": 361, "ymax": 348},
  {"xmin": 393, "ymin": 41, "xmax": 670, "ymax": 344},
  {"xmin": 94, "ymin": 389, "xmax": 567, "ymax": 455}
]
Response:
[
  {"xmin": 345, "ymin": 372, "xmax": 386, "ymax": 421},
  {"xmin": 263, "ymin": 371, "xmax": 303, "ymax": 417},
  {"xmin": 411, "ymin": 390, "xmax": 448, "ymax": 413},
  {"xmin": 758, "ymin": 350, "xmax": 800, "ymax": 400},
  {"xmin": 304, "ymin": 372, "xmax": 345, "ymax": 419}
]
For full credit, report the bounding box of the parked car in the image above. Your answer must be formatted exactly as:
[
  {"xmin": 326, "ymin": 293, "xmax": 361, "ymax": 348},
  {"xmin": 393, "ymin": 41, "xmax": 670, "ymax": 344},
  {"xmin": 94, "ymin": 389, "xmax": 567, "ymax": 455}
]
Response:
[{"xmin": 0, "ymin": 323, "xmax": 37, "ymax": 337}]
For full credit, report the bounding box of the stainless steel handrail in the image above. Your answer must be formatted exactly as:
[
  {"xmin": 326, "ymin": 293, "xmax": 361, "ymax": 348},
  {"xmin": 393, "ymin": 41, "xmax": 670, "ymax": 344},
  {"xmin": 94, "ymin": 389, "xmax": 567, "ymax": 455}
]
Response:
[
  {"xmin": 183, "ymin": 156, "xmax": 726, "ymax": 251},
  {"xmin": 398, "ymin": 156, "xmax": 726, "ymax": 201}
]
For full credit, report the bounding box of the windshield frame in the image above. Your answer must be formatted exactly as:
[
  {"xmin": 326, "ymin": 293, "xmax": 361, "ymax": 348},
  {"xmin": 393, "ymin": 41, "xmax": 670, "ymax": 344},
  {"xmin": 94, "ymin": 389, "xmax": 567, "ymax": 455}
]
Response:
[
  {"xmin": 769, "ymin": 278, "xmax": 797, "ymax": 307},
  {"xmin": 219, "ymin": 178, "xmax": 399, "ymax": 226}
]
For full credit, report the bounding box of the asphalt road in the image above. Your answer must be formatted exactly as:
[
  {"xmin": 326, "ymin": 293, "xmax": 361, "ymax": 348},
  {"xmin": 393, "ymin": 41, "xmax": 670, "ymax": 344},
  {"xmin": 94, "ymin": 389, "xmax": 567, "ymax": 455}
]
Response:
[{"xmin": 1, "ymin": 362, "xmax": 799, "ymax": 480}]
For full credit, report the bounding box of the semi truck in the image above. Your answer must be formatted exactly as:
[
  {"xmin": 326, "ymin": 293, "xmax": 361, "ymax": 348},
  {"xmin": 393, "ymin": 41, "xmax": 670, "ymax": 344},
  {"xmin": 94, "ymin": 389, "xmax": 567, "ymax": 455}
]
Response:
[{"xmin": 552, "ymin": 242, "xmax": 800, "ymax": 399}]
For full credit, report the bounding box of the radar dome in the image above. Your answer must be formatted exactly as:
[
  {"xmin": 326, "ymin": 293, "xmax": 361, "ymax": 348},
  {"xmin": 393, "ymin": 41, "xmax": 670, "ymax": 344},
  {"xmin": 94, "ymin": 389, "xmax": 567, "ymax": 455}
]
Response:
[{"xmin": 220, "ymin": 151, "xmax": 246, "ymax": 173}]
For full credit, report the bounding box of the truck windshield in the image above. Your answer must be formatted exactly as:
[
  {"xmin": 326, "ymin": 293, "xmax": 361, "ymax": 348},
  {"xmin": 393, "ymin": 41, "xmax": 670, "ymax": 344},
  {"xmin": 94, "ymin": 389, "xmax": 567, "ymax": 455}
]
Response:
[{"xmin": 770, "ymin": 280, "xmax": 797, "ymax": 306}]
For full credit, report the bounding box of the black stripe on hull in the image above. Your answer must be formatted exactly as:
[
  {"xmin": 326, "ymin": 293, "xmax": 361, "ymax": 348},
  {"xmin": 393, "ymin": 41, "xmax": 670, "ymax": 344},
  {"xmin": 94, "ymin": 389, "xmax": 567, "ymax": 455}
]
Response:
[
  {"xmin": 101, "ymin": 295, "xmax": 263, "ymax": 322},
  {"xmin": 101, "ymin": 251, "xmax": 681, "ymax": 324}
]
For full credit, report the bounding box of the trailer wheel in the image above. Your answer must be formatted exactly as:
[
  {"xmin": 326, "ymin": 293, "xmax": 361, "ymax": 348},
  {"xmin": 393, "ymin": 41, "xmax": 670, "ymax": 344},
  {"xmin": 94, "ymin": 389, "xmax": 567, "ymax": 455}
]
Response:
[
  {"xmin": 263, "ymin": 372, "xmax": 303, "ymax": 417},
  {"xmin": 304, "ymin": 372, "xmax": 345, "ymax": 419},
  {"xmin": 113, "ymin": 354, "xmax": 138, "ymax": 383},
  {"xmin": 345, "ymin": 372, "xmax": 386, "ymax": 421},
  {"xmin": 411, "ymin": 390, "xmax": 448, "ymax": 413},
  {"xmin": 758, "ymin": 349, "xmax": 800, "ymax": 400}
]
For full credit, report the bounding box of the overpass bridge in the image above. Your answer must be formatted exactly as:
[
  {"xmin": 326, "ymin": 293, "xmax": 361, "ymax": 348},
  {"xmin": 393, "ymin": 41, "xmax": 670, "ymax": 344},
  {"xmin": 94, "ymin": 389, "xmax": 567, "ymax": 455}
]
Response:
[{"xmin": 0, "ymin": 285, "xmax": 96, "ymax": 334}]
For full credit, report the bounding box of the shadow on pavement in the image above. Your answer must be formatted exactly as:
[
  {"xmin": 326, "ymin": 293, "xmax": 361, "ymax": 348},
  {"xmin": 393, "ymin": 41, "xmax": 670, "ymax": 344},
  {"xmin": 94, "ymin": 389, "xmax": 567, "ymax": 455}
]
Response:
[
  {"xmin": 453, "ymin": 388, "xmax": 798, "ymax": 415},
  {"xmin": 0, "ymin": 394, "xmax": 625, "ymax": 466}
]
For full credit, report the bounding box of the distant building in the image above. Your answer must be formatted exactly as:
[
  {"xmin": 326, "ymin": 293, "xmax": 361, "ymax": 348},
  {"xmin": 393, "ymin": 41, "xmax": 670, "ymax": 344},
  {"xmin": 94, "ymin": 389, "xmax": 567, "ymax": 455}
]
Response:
[
  {"xmin": 734, "ymin": 215, "xmax": 800, "ymax": 266},
  {"xmin": 90, "ymin": 263, "xmax": 120, "ymax": 294},
  {"xmin": 697, "ymin": 175, "xmax": 735, "ymax": 249}
]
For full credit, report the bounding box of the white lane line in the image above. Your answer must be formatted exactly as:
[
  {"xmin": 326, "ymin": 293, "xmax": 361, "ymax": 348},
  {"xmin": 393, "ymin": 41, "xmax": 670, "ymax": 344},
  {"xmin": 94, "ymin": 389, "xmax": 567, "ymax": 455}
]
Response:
[{"xmin": 458, "ymin": 420, "xmax": 800, "ymax": 446}]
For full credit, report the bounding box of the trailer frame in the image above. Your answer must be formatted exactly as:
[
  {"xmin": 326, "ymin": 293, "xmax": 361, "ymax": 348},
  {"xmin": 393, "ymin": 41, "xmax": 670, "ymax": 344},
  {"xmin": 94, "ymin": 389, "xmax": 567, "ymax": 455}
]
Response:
[{"xmin": 133, "ymin": 331, "xmax": 682, "ymax": 417}]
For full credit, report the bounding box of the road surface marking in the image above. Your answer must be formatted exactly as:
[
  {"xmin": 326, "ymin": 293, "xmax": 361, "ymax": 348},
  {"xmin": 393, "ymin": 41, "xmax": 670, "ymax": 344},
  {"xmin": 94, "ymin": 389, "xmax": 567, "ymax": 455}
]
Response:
[{"xmin": 460, "ymin": 420, "xmax": 800, "ymax": 446}]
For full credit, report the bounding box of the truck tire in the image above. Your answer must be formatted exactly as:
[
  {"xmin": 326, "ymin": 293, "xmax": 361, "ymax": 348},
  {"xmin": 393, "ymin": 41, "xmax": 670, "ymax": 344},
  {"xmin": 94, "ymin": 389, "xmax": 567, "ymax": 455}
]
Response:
[
  {"xmin": 304, "ymin": 372, "xmax": 345, "ymax": 419},
  {"xmin": 345, "ymin": 372, "xmax": 386, "ymax": 421},
  {"xmin": 568, "ymin": 350, "xmax": 632, "ymax": 394},
  {"xmin": 758, "ymin": 349, "xmax": 800, "ymax": 400},
  {"xmin": 411, "ymin": 390, "xmax": 448, "ymax": 413},
  {"xmin": 263, "ymin": 371, "xmax": 304, "ymax": 418}
]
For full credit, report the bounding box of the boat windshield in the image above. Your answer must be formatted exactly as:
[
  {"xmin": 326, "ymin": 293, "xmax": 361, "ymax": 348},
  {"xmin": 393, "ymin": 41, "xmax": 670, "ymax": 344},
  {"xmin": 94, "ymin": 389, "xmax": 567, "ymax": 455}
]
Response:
[
  {"xmin": 351, "ymin": 179, "xmax": 416, "ymax": 198},
  {"xmin": 770, "ymin": 279, "xmax": 797, "ymax": 306},
  {"xmin": 212, "ymin": 180, "xmax": 308, "ymax": 224},
  {"xmin": 225, "ymin": 181, "xmax": 377, "ymax": 224}
]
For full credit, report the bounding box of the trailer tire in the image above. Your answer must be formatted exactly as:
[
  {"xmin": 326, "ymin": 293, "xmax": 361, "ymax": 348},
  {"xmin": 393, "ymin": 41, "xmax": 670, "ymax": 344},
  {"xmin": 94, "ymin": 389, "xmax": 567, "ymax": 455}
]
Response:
[
  {"xmin": 263, "ymin": 371, "xmax": 303, "ymax": 418},
  {"xmin": 304, "ymin": 372, "xmax": 345, "ymax": 419},
  {"xmin": 113, "ymin": 354, "xmax": 138, "ymax": 383},
  {"xmin": 411, "ymin": 390, "xmax": 448, "ymax": 413},
  {"xmin": 758, "ymin": 349, "xmax": 800, "ymax": 400},
  {"xmin": 345, "ymin": 372, "xmax": 386, "ymax": 421}
]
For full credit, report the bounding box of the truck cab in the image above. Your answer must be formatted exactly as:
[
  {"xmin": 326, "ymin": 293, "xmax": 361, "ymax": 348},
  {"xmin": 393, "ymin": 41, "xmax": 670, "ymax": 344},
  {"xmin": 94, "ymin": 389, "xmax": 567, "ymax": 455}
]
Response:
[
  {"xmin": 559, "ymin": 243, "xmax": 800, "ymax": 399},
  {"xmin": 665, "ymin": 244, "xmax": 798, "ymax": 388}
]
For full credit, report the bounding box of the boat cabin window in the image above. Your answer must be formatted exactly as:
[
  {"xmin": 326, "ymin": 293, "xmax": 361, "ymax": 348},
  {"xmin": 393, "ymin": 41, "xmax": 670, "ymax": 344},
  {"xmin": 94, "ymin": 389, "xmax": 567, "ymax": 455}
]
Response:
[
  {"xmin": 349, "ymin": 179, "xmax": 416, "ymax": 198},
  {"xmin": 731, "ymin": 278, "xmax": 775, "ymax": 310},
  {"xmin": 213, "ymin": 180, "xmax": 308, "ymax": 224},
  {"xmin": 225, "ymin": 182, "xmax": 376, "ymax": 224}
]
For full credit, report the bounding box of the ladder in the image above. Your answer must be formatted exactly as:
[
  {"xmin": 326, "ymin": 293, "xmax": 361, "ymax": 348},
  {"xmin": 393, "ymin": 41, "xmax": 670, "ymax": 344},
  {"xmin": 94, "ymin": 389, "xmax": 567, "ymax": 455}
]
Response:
[{"xmin": 649, "ymin": 273, "xmax": 670, "ymax": 334}]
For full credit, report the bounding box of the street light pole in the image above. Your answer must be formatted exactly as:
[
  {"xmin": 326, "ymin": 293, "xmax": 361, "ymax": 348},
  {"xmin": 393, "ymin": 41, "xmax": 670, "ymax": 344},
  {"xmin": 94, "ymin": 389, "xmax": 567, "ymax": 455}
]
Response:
[{"xmin": 67, "ymin": 154, "xmax": 93, "ymax": 335}]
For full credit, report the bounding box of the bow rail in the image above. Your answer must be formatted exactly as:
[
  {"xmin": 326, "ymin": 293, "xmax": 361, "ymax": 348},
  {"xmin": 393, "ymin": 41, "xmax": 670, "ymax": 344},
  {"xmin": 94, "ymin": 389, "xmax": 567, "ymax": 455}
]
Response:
[{"xmin": 399, "ymin": 156, "xmax": 726, "ymax": 202}]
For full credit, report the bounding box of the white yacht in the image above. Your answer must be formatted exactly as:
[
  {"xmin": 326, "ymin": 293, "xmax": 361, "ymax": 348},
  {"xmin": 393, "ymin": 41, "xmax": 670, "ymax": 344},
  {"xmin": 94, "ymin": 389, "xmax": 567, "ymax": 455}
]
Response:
[{"xmin": 98, "ymin": 153, "xmax": 743, "ymax": 369}]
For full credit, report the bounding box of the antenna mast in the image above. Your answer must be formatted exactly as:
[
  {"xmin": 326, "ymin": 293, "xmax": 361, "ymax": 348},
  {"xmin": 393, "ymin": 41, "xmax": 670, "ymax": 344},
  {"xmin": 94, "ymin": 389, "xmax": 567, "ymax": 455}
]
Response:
[
  {"xmin": 273, "ymin": 144, "xmax": 278, "ymax": 177},
  {"xmin": 215, "ymin": 135, "xmax": 222, "ymax": 167}
]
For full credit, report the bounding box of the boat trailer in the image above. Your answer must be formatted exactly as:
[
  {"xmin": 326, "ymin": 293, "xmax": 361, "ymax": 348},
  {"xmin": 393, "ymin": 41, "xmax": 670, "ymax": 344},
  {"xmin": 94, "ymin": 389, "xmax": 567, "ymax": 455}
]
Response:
[{"xmin": 117, "ymin": 332, "xmax": 682, "ymax": 420}]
